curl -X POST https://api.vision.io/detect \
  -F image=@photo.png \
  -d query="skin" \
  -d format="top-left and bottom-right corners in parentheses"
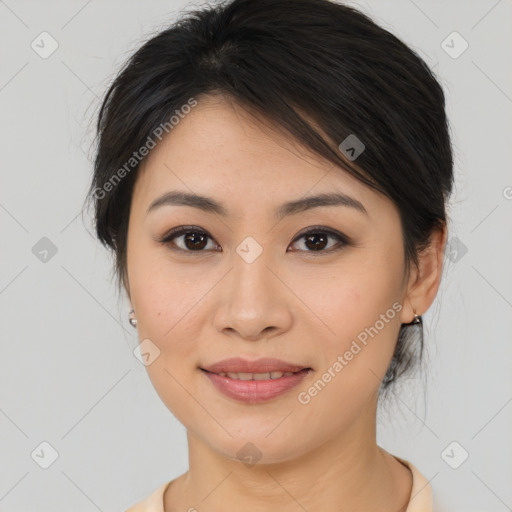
top-left (125, 93), bottom-right (447, 512)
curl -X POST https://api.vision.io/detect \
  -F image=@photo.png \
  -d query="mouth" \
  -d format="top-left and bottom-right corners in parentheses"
top-left (200, 356), bottom-right (312, 375)
top-left (200, 368), bottom-right (312, 380)
top-left (199, 360), bottom-right (313, 403)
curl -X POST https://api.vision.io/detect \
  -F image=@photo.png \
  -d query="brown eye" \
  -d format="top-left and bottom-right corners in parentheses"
top-left (180, 231), bottom-right (209, 251)
top-left (288, 227), bottom-right (348, 254)
top-left (159, 226), bottom-right (218, 253)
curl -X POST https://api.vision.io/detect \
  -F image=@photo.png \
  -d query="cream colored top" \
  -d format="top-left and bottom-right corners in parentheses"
top-left (125, 456), bottom-right (432, 512)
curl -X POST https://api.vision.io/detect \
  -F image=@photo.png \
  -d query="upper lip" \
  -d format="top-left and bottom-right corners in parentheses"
top-left (201, 357), bottom-right (311, 374)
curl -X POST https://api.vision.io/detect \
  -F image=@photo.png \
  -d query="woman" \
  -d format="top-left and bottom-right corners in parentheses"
top-left (88, 0), bottom-right (453, 510)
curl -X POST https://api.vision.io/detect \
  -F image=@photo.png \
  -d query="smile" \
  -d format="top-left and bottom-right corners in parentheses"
top-left (200, 368), bottom-right (312, 403)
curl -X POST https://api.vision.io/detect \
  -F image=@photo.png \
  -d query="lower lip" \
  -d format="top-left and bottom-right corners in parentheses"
top-left (201, 368), bottom-right (312, 403)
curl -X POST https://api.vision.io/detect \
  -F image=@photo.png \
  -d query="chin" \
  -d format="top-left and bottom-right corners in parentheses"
top-left (199, 425), bottom-right (315, 467)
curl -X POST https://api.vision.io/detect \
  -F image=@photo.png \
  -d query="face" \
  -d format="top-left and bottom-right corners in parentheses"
top-left (126, 94), bottom-right (413, 464)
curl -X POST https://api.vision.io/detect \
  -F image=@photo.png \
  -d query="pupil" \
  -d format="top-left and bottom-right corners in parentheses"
top-left (306, 233), bottom-right (327, 251)
top-left (185, 232), bottom-right (207, 250)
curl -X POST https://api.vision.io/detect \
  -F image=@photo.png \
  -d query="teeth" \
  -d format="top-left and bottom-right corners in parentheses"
top-left (218, 371), bottom-right (295, 380)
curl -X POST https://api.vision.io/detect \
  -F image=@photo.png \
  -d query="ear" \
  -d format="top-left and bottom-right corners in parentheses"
top-left (400, 223), bottom-right (448, 324)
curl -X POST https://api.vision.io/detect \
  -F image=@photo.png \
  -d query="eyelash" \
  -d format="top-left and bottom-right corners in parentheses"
top-left (158, 225), bottom-right (349, 256)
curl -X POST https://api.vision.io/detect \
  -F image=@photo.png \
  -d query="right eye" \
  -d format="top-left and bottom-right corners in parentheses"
top-left (158, 226), bottom-right (220, 253)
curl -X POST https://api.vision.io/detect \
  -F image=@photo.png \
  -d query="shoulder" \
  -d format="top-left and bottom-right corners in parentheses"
top-left (124, 480), bottom-right (170, 512)
top-left (393, 456), bottom-right (433, 512)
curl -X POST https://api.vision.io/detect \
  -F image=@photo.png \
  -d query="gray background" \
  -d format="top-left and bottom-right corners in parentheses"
top-left (1, 0), bottom-right (511, 510)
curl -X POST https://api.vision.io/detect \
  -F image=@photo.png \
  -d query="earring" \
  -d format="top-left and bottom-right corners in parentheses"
top-left (412, 312), bottom-right (422, 326)
top-left (128, 309), bottom-right (137, 328)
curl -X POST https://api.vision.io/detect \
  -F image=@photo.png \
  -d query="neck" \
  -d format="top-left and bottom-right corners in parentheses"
top-left (165, 400), bottom-right (412, 512)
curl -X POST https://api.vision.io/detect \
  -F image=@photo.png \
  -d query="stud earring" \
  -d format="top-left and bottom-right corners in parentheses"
top-left (412, 312), bottom-right (422, 326)
top-left (128, 309), bottom-right (137, 328)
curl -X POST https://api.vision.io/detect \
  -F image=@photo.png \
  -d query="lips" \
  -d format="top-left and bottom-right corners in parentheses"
top-left (201, 366), bottom-right (312, 403)
top-left (200, 357), bottom-right (311, 374)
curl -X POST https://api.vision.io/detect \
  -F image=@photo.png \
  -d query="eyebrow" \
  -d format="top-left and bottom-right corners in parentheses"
top-left (147, 190), bottom-right (368, 220)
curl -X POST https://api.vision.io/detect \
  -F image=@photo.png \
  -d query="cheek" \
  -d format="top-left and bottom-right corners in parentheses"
top-left (289, 278), bottom-right (402, 434)
top-left (127, 242), bottom-right (223, 396)
top-left (127, 248), bottom-right (208, 425)
top-left (130, 263), bottom-right (205, 351)
top-left (296, 254), bottom-right (403, 387)
top-left (295, 254), bottom-right (402, 337)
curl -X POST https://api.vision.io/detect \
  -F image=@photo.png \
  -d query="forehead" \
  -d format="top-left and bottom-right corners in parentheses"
top-left (132, 95), bottom-right (394, 221)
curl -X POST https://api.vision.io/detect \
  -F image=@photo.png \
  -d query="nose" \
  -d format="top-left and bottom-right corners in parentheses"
top-left (212, 250), bottom-right (293, 342)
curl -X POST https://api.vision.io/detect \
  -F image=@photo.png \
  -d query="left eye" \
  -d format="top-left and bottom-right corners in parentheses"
top-left (158, 226), bottom-right (348, 254)
top-left (289, 228), bottom-right (348, 254)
